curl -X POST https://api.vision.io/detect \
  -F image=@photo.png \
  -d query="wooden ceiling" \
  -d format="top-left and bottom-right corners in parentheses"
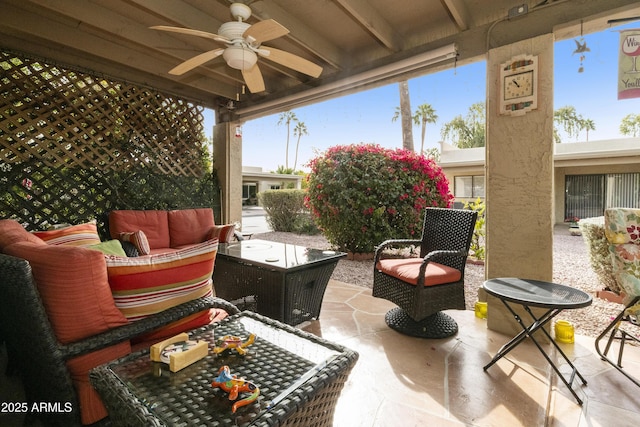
top-left (1, 0), bottom-right (639, 121)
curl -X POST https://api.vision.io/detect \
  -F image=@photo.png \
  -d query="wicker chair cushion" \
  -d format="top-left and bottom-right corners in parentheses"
top-left (66, 340), bottom-right (132, 425)
top-left (376, 258), bottom-right (461, 286)
top-left (118, 230), bottom-right (151, 255)
top-left (3, 241), bottom-right (130, 344)
top-left (208, 223), bottom-right (236, 243)
top-left (0, 219), bottom-right (45, 250)
top-left (168, 208), bottom-right (216, 247)
top-left (109, 210), bottom-right (171, 249)
top-left (106, 239), bottom-right (218, 326)
top-left (32, 220), bottom-right (101, 247)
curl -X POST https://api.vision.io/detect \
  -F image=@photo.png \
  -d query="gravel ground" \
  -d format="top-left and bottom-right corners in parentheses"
top-left (254, 225), bottom-right (635, 339)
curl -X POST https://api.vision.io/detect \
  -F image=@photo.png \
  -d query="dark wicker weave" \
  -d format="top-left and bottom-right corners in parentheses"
top-left (90, 311), bottom-right (359, 427)
top-left (372, 207), bottom-right (478, 338)
top-left (0, 253), bottom-right (239, 426)
top-left (214, 245), bottom-right (343, 326)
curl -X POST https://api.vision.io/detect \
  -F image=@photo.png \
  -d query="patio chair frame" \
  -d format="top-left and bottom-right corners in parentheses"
top-left (372, 207), bottom-right (477, 338)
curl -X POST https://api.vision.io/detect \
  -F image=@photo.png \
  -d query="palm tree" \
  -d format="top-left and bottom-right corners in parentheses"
top-left (391, 80), bottom-right (414, 151)
top-left (277, 111), bottom-right (298, 169)
top-left (292, 121), bottom-right (308, 171)
top-left (413, 103), bottom-right (438, 154)
top-left (620, 113), bottom-right (640, 137)
top-left (581, 118), bottom-right (595, 142)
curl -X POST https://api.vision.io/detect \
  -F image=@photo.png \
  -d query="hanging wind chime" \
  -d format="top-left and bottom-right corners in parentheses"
top-left (572, 20), bottom-right (590, 73)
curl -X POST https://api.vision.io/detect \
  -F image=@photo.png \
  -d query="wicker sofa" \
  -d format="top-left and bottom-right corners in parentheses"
top-left (0, 219), bottom-right (239, 426)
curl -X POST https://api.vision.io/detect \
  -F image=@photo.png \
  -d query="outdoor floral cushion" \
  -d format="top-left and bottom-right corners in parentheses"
top-left (376, 258), bottom-right (461, 286)
top-left (105, 239), bottom-right (218, 321)
top-left (604, 208), bottom-right (640, 299)
top-left (118, 230), bottom-right (151, 255)
top-left (32, 220), bottom-right (101, 247)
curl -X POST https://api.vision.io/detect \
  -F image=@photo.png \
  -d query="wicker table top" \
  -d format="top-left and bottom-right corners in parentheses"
top-left (90, 311), bottom-right (358, 426)
top-left (217, 240), bottom-right (345, 272)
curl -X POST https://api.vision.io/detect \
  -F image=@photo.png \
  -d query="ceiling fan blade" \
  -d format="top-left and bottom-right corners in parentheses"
top-left (260, 47), bottom-right (322, 78)
top-left (150, 25), bottom-right (229, 43)
top-left (169, 49), bottom-right (224, 75)
top-left (242, 65), bottom-right (266, 93)
top-left (243, 19), bottom-right (289, 44)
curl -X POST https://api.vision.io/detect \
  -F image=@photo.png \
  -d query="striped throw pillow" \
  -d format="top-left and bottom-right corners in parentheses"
top-left (208, 224), bottom-right (236, 243)
top-left (118, 230), bottom-right (151, 255)
top-left (33, 221), bottom-right (101, 247)
top-left (105, 239), bottom-right (218, 321)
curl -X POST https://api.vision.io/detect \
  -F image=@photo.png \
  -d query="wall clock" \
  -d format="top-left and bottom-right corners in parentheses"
top-left (499, 54), bottom-right (538, 116)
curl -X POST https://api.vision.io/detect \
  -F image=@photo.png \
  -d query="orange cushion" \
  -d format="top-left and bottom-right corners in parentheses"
top-left (376, 258), bottom-right (462, 286)
top-left (32, 221), bottom-right (101, 247)
top-left (0, 219), bottom-right (45, 251)
top-left (3, 242), bottom-right (129, 344)
top-left (109, 210), bottom-right (170, 250)
top-left (168, 208), bottom-right (215, 247)
top-left (66, 341), bottom-right (131, 425)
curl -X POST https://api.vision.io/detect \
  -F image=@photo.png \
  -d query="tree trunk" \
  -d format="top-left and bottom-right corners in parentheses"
top-left (398, 80), bottom-right (414, 151)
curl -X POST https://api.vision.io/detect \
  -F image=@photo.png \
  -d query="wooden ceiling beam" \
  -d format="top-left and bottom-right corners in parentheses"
top-left (125, 0), bottom-right (224, 34)
top-left (250, 0), bottom-right (345, 70)
top-left (333, 0), bottom-right (402, 51)
top-left (19, 0), bottom-right (245, 91)
top-left (441, 0), bottom-right (471, 31)
top-left (0, 3), bottom-right (238, 100)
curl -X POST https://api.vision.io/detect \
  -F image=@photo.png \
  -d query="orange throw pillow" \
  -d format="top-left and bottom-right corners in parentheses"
top-left (3, 242), bottom-right (129, 344)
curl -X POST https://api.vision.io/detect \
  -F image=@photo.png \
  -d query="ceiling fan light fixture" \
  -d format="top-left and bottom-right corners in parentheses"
top-left (223, 45), bottom-right (257, 70)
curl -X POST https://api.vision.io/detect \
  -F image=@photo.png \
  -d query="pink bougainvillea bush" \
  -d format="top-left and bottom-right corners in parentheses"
top-left (305, 143), bottom-right (453, 253)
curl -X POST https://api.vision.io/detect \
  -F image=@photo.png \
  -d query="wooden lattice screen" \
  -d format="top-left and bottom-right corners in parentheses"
top-left (0, 50), bottom-right (221, 237)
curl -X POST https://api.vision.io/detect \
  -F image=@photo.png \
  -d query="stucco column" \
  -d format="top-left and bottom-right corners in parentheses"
top-left (213, 122), bottom-right (243, 226)
top-left (484, 34), bottom-right (555, 334)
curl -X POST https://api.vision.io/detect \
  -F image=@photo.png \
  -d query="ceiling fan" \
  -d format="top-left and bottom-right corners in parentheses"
top-left (151, 2), bottom-right (323, 94)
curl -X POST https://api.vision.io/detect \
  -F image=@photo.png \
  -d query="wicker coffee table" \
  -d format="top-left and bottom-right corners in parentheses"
top-left (213, 240), bottom-right (346, 325)
top-left (90, 311), bottom-right (358, 426)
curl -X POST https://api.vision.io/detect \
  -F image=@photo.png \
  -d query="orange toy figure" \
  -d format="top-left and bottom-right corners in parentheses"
top-left (211, 365), bottom-right (260, 413)
top-left (213, 333), bottom-right (256, 355)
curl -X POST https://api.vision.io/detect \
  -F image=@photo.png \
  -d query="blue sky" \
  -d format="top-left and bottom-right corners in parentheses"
top-left (204, 22), bottom-right (640, 172)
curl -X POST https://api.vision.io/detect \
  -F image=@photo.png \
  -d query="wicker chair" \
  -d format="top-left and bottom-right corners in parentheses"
top-left (595, 208), bottom-right (640, 387)
top-left (0, 253), bottom-right (239, 426)
top-left (372, 207), bottom-right (477, 338)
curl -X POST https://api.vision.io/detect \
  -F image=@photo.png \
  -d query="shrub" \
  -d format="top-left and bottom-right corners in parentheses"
top-left (464, 197), bottom-right (485, 260)
top-left (259, 189), bottom-right (313, 233)
top-left (305, 143), bottom-right (453, 253)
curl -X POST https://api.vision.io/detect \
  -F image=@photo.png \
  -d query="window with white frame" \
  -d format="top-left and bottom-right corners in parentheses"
top-left (454, 175), bottom-right (485, 198)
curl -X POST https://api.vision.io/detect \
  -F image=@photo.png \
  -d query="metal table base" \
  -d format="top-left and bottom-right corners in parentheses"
top-left (482, 278), bottom-right (592, 405)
